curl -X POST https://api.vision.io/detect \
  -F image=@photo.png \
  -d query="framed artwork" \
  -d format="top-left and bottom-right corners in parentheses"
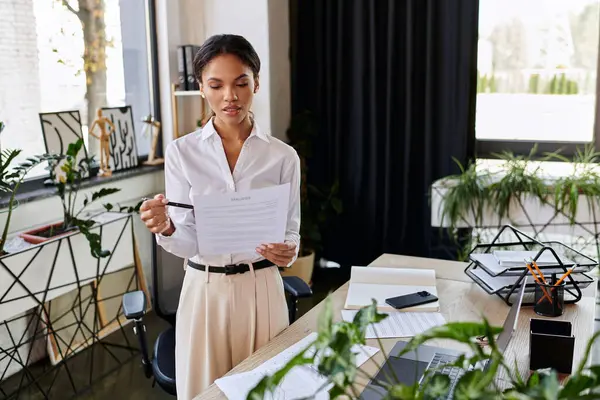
top-left (39, 110), bottom-right (89, 180)
top-left (100, 106), bottom-right (139, 172)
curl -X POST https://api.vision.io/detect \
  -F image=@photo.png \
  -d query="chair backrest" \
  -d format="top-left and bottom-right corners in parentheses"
top-left (151, 239), bottom-right (185, 326)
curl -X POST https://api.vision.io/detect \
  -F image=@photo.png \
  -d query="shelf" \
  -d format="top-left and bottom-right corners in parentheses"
top-left (174, 90), bottom-right (201, 97)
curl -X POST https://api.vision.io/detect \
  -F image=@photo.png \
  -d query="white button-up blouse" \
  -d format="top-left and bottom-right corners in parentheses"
top-left (156, 118), bottom-right (301, 267)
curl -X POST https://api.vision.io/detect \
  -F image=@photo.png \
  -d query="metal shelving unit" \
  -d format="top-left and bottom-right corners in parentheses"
top-left (464, 225), bottom-right (598, 307)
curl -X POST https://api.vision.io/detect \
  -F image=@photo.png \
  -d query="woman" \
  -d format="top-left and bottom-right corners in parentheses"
top-left (139, 34), bottom-right (301, 399)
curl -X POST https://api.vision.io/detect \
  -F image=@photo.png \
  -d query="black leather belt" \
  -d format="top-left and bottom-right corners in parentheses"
top-left (187, 259), bottom-right (275, 275)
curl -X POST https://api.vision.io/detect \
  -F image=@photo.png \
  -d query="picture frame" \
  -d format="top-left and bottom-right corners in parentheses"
top-left (100, 106), bottom-right (140, 172)
top-left (39, 110), bottom-right (89, 180)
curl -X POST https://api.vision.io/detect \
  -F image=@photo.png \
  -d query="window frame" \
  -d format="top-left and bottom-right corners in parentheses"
top-left (4, 0), bottom-right (162, 199)
top-left (475, 13), bottom-right (600, 160)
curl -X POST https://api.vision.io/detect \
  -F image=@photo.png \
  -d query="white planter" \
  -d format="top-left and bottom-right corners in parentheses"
top-left (430, 179), bottom-right (600, 238)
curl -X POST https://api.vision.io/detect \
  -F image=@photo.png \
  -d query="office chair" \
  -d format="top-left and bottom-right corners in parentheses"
top-left (122, 243), bottom-right (312, 396)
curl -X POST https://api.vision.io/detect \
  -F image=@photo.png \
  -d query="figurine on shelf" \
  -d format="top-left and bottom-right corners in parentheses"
top-left (141, 115), bottom-right (164, 165)
top-left (89, 108), bottom-right (116, 176)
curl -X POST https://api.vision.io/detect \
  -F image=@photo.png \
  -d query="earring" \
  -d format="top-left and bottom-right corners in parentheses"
top-left (200, 93), bottom-right (205, 98)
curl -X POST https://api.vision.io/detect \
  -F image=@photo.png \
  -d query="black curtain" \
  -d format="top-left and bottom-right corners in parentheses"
top-left (290, 0), bottom-right (479, 266)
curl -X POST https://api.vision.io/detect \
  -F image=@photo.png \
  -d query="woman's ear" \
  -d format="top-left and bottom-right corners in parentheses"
top-left (199, 82), bottom-right (205, 98)
top-left (253, 77), bottom-right (260, 94)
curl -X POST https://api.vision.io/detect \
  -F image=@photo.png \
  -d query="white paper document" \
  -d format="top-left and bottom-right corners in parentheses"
top-left (193, 184), bottom-right (290, 255)
top-left (344, 266), bottom-right (440, 312)
top-left (469, 266), bottom-right (520, 292)
top-left (215, 332), bottom-right (379, 400)
top-left (341, 309), bottom-right (446, 339)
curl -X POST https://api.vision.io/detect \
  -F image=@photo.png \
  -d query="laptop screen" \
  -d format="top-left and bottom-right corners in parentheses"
top-left (359, 356), bottom-right (429, 400)
top-left (495, 279), bottom-right (527, 353)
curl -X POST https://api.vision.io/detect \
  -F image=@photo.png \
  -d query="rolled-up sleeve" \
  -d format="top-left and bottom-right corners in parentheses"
top-left (282, 150), bottom-right (301, 266)
top-left (155, 142), bottom-right (199, 259)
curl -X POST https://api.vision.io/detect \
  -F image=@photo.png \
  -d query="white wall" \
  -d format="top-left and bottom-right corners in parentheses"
top-left (156, 0), bottom-right (291, 147)
top-left (267, 0), bottom-right (291, 141)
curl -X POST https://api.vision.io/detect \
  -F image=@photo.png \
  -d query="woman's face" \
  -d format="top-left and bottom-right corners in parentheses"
top-left (200, 53), bottom-right (258, 126)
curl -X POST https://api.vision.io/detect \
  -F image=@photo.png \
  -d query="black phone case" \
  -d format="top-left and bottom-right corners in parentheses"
top-left (385, 291), bottom-right (438, 310)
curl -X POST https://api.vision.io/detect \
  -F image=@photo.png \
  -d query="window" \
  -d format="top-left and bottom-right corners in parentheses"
top-left (476, 0), bottom-right (600, 157)
top-left (0, 0), bottom-right (159, 180)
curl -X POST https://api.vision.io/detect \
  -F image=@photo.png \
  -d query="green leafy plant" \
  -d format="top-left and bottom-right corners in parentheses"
top-left (436, 143), bottom-right (600, 259)
top-left (0, 150), bottom-right (60, 254)
top-left (287, 111), bottom-right (343, 256)
top-left (546, 143), bottom-right (600, 224)
top-left (47, 138), bottom-right (122, 258)
top-left (249, 297), bottom-right (600, 399)
top-left (488, 145), bottom-right (551, 224)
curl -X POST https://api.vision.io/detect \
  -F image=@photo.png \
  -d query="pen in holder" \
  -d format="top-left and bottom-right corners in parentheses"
top-left (534, 275), bottom-right (565, 317)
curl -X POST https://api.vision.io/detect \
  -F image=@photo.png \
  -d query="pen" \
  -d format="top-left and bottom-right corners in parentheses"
top-left (141, 197), bottom-right (194, 209)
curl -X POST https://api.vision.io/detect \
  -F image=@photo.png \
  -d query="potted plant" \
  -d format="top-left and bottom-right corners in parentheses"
top-left (0, 122), bottom-right (62, 255)
top-left (283, 111), bottom-right (343, 284)
top-left (249, 298), bottom-right (600, 399)
top-left (19, 138), bottom-right (121, 258)
top-left (434, 144), bottom-right (600, 260)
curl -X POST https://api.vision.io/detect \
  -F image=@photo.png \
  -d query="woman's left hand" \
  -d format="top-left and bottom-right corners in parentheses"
top-left (256, 241), bottom-right (297, 266)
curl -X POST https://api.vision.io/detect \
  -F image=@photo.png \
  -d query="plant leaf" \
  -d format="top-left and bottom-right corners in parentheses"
top-left (91, 187), bottom-right (121, 202)
top-left (400, 322), bottom-right (503, 356)
top-left (559, 374), bottom-right (595, 398)
top-left (453, 369), bottom-right (486, 399)
top-left (246, 353), bottom-right (316, 400)
top-left (422, 373), bottom-right (451, 399)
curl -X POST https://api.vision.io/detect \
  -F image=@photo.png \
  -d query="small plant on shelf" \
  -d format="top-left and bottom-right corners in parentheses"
top-left (21, 138), bottom-right (122, 258)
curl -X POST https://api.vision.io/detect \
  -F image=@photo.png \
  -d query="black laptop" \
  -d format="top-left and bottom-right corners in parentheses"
top-left (359, 281), bottom-right (527, 400)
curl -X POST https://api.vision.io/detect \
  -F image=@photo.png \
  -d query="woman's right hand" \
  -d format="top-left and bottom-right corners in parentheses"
top-left (140, 194), bottom-right (174, 235)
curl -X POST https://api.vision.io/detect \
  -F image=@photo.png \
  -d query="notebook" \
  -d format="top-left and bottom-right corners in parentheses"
top-left (344, 266), bottom-right (440, 312)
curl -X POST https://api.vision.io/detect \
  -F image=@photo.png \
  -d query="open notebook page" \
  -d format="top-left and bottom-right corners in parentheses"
top-left (344, 266), bottom-right (439, 312)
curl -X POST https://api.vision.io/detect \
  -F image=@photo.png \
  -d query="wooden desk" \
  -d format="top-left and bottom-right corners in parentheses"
top-left (197, 254), bottom-right (597, 399)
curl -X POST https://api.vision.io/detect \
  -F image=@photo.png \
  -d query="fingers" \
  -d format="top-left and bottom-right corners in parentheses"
top-left (139, 193), bottom-right (170, 233)
top-left (261, 252), bottom-right (292, 266)
top-left (256, 242), bottom-right (297, 266)
top-left (140, 194), bottom-right (168, 212)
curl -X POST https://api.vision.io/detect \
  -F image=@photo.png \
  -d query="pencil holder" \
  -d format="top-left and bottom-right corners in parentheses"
top-left (529, 318), bottom-right (574, 374)
top-left (534, 281), bottom-right (565, 317)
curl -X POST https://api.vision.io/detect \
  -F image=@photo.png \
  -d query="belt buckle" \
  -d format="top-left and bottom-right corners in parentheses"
top-left (224, 265), bottom-right (237, 275)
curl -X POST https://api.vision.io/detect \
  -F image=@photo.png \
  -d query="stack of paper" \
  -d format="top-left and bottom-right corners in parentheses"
top-left (215, 332), bottom-right (379, 400)
top-left (341, 310), bottom-right (446, 339)
top-left (492, 250), bottom-right (574, 267)
top-left (344, 266), bottom-right (439, 312)
top-left (470, 252), bottom-right (579, 278)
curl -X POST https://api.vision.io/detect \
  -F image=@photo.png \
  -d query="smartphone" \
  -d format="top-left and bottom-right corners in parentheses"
top-left (385, 291), bottom-right (438, 310)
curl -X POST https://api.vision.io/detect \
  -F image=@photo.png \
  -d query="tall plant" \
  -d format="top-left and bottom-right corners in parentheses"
top-left (0, 150), bottom-right (60, 254)
top-left (287, 111), bottom-right (343, 256)
top-left (49, 138), bottom-right (121, 258)
top-left (249, 298), bottom-right (600, 399)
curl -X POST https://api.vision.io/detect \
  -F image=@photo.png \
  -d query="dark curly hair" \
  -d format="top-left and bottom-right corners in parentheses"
top-left (192, 34), bottom-right (261, 83)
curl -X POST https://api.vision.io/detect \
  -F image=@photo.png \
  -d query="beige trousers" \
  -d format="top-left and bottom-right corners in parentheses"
top-left (175, 263), bottom-right (289, 400)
